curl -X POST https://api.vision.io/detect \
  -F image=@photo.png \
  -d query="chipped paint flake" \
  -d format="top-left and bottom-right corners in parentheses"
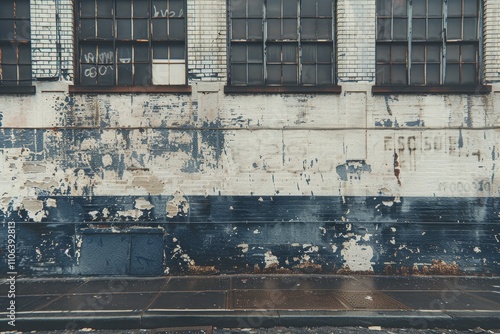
top-left (166, 191), bottom-right (190, 218)
top-left (341, 237), bottom-right (374, 272)
top-left (135, 198), bottom-right (154, 210)
top-left (264, 250), bottom-right (279, 268)
top-left (237, 243), bottom-right (249, 253)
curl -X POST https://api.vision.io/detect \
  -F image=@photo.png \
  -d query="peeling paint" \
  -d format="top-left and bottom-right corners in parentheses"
top-left (340, 237), bottom-right (374, 272)
top-left (264, 250), bottom-right (279, 268)
top-left (166, 191), bottom-right (190, 219)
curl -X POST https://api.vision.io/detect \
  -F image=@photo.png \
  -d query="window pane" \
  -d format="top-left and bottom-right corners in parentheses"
top-left (0, 2), bottom-right (14, 18)
top-left (376, 44), bottom-right (390, 62)
top-left (170, 0), bottom-right (184, 16)
top-left (317, 18), bottom-right (332, 39)
top-left (97, 19), bottom-right (114, 39)
top-left (448, 0), bottom-right (462, 16)
top-left (411, 45), bottom-right (425, 62)
top-left (232, 44), bottom-right (247, 62)
top-left (317, 0), bottom-right (332, 16)
top-left (376, 0), bottom-right (391, 16)
top-left (81, 64), bottom-right (97, 85)
top-left (118, 64), bottom-right (133, 85)
top-left (134, 0), bottom-right (150, 16)
top-left (428, 19), bottom-right (442, 40)
top-left (0, 20), bottom-right (15, 40)
top-left (16, 0), bottom-right (30, 19)
top-left (248, 19), bottom-right (262, 39)
top-left (412, 19), bottom-right (426, 40)
top-left (134, 64), bottom-right (151, 85)
top-left (411, 64), bottom-right (424, 85)
top-left (267, 44), bottom-right (281, 62)
top-left (267, 0), bottom-right (281, 17)
top-left (135, 44), bottom-right (150, 62)
top-left (317, 44), bottom-right (332, 62)
top-left (462, 44), bottom-right (476, 62)
top-left (413, 0), bottom-right (426, 17)
top-left (97, 0), bottom-right (113, 17)
top-left (19, 65), bottom-right (31, 84)
top-left (462, 64), bottom-right (476, 84)
top-left (301, 18), bottom-right (316, 39)
top-left (393, 0), bottom-right (407, 16)
top-left (428, 0), bottom-right (442, 17)
top-left (302, 44), bottom-right (316, 62)
top-left (283, 0), bottom-right (297, 17)
top-left (393, 18), bottom-right (407, 40)
top-left (317, 64), bottom-right (331, 84)
top-left (81, 45), bottom-right (96, 63)
top-left (169, 19), bottom-right (185, 40)
top-left (134, 19), bottom-right (149, 39)
top-left (464, 0), bottom-right (478, 16)
top-left (170, 44), bottom-right (185, 59)
top-left (232, 19), bottom-right (246, 39)
top-left (97, 45), bottom-right (114, 64)
top-left (117, 19), bottom-right (132, 39)
top-left (117, 45), bottom-right (132, 63)
top-left (427, 45), bottom-right (440, 62)
top-left (392, 64), bottom-right (407, 84)
top-left (17, 20), bottom-right (30, 40)
top-left (301, 0), bottom-right (316, 17)
top-left (376, 64), bottom-right (391, 84)
top-left (97, 65), bottom-right (115, 85)
top-left (231, 0), bottom-right (246, 18)
top-left (283, 19), bottom-right (297, 39)
top-left (446, 64), bottom-right (460, 84)
top-left (80, 19), bottom-right (96, 39)
top-left (232, 64), bottom-right (247, 84)
top-left (18, 44), bottom-right (31, 64)
top-left (248, 63), bottom-right (263, 84)
top-left (302, 64), bottom-right (316, 84)
top-left (267, 19), bottom-right (281, 39)
top-left (117, 0), bottom-right (132, 17)
top-left (2, 47), bottom-right (16, 64)
top-left (426, 64), bottom-right (440, 85)
top-left (153, 44), bottom-right (168, 59)
top-left (391, 45), bottom-right (406, 62)
top-left (463, 18), bottom-right (477, 40)
top-left (267, 64), bottom-right (281, 84)
top-left (152, 19), bottom-right (167, 38)
top-left (248, 44), bottom-right (262, 62)
top-left (446, 44), bottom-right (460, 62)
top-left (283, 64), bottom-right (298, 84)
top-left (282, 44), bottom-right (297, 62)
top-left (447, 18), bottom-right (462, 40)
top-left (377, 18), bottom-right (391, 40)
top-left (248, 0), bottom-right (263, 17)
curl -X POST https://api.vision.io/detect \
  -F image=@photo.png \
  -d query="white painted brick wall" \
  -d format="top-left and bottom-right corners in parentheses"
top-left (337, 0), bottom-right (376, 83)
top-left (31, 0), bottom-right (74, 80)
top-left (484, 0), bottom-right (500, 82)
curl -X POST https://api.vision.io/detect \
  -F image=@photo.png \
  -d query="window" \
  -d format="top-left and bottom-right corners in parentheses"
top-left (0, 0), bottom-right (31, 86)
top-left (376, 0), bottom-right (482, 86)
top-left (75, 0), bottom-right (186, 87)
top-left (228, 0), bottom-right (337, 88)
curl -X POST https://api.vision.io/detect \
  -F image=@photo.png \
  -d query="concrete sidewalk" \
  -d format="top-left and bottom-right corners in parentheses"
top-left (1, 275), bottom-right (499, 331)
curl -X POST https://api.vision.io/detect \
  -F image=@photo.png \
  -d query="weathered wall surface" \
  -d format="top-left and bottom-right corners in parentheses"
top-left (0, 0), bottom-right (499, 276)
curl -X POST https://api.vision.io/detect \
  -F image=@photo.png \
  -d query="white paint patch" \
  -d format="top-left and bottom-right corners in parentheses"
top-left (382, 201), bottom-right (394, 207)
top-left (116, 209), bottom-right (143, 221)
top-left (237, 243), bottom-right (249, 253)
top-left (45, 198), bottom-right (57, 208)
top-left (341, 237), bottom-right (374, 271)
top-left (390, 237), bottom-right (396, 245)
top-left (166, 191), bottom-right (190, 218)
top-left (362, 234), bottom-right (372, 242)
top-left (303, 245), bottom-right (319, 253)
top-left (135, 198), bottom-right (155, 210)
top-left (88, 211), bottom-right (99, 220)
top-left (473, 247), bottom-right (481, 253)
top-left (332, 245), bottom-right (338, 253)
top-left (102, 154), bottom-right (113, 167)
top-left (253, 229), bottom-right (260, 234)
top-left (22, 198), bottom-right (47, 222)
top-left (291, 243), bottom-right (300, 247)
top-left (264, 250), bottom-right (279, 268)
top-left (390, 227), bottom-right (397, 232)
top-left (319, 227), bottom-right (326, 235)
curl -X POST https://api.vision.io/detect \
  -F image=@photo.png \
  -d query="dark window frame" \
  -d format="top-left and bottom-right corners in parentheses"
top-left (73, 0), bottom-right (189, 91)
top-left (225, 0), bottom-right (340, 93)
top-left (374, 0), bottom-right (491, 94)
top-left (0, 0), bottom-right (34, 93)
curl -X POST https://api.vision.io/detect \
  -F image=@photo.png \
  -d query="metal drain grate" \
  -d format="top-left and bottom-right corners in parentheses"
top-left (336, 291), bottom-right (408, 310)
top-left (231, 290), bottom-right (347, 310)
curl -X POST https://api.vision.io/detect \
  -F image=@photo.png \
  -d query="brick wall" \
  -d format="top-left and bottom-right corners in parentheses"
top-left (484, 0), bottom-right (500, 83)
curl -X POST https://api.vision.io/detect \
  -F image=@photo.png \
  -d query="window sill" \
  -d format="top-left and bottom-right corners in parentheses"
top-left (0, 85), bottom-right (36, 95)
top-left (372, 85), bottom-right (492, 95)
top-left (68, 85), bottom-right (192, 94)
top-left (224, 85), bottom-right (342, 94)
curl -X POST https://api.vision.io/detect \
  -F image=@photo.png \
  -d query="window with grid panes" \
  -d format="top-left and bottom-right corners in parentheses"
top-left (376, 0), bottom-right (481, 86)
top-left (76, 0), bottom-right (186, 86)
top-left (228, 0), bottom-right (336, 86)
top-left (0, 0), bottom-right (31, 86)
